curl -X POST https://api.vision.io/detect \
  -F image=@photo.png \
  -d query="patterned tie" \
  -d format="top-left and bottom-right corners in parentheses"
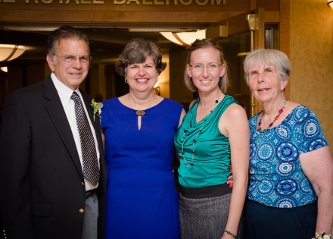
top-left (71, 91), bottom-right (99, 186)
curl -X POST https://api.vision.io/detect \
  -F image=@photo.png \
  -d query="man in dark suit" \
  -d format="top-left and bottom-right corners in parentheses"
top-left (0, 26), bottom-right (105, 239)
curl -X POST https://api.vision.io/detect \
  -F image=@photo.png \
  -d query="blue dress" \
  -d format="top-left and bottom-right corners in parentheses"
top-left (101, 97), bottom-right (182, 239)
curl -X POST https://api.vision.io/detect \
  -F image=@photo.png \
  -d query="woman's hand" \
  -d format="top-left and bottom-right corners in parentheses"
top-left (227, 174), bottom-right (233, 188)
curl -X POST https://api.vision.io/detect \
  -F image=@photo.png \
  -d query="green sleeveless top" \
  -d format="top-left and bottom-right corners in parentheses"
top-left (174, 95), bottom-right (237, 188)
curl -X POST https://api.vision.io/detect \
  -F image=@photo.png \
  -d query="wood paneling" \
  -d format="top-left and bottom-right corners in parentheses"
top-left (0, 1), bottom-right (251, 26)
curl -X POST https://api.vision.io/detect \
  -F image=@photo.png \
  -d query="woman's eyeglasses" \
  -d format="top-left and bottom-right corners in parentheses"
top-left (189, 63), bottom-right (221, 72)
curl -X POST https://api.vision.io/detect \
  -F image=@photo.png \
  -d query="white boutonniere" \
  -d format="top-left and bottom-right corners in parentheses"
top-left (313, 232), bottom-right (332, 239)
top-left (91, 99), bottom-right (103, 121)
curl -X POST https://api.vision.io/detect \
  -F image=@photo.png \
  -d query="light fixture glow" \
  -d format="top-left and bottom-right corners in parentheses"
top-left (0, 44), bottom-right (26, 62)
top-left (160, 29), bottom-right (206, 47)
top-left (1, 66), bottom-right (8, 73)
top-left (328, 0), bottom-right (333, 9)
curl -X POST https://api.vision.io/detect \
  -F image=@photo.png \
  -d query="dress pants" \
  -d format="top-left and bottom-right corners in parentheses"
top-left (82, 192), bottom-right (98, 239)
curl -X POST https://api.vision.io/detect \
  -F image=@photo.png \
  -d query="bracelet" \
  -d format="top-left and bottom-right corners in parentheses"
top-left (312, 232), bottom-right (332, 239)
top-left (224, 229), bottom-right (238, 239)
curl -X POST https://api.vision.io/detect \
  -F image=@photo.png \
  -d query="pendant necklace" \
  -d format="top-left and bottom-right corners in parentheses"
top-left (180, 95), bottom-right (221, 168)
top-left (127, 94), bottom-right (154, 117)
top-left (126, 94), bottom-right (154, 117)
top-left (127, 93), bottom-right (155, 130)
top-left (136, 110), bottom-right (145, 116)
top-left (258, 99), bottom-right (287, 133)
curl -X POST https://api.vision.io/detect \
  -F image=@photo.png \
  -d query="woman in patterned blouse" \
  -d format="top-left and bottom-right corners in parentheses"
top-left (242, 49), bottom-right (333, 239)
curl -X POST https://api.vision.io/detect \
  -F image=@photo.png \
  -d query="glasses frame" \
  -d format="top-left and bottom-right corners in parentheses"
top-left (188, 63), bottom-right (222, 73)
top-left (55, 55), bottom-right (91, 64)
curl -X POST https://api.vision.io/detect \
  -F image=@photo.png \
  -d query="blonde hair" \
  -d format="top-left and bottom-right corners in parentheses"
top-left (184, 39), bottom-right (229, 93)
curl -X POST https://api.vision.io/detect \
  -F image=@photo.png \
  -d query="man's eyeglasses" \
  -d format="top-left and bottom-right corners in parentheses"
top-left (189, 63), bottom-right (221, 72)
top-left (56, 55), bottom-right (91, 64)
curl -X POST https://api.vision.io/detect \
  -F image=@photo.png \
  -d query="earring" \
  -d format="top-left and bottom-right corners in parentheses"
top-left (125, 78), bottom-right (128, 83)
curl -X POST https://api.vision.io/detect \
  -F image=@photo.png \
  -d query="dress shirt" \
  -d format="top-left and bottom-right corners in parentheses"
top-left (51, 73), bottom-right (100, 191)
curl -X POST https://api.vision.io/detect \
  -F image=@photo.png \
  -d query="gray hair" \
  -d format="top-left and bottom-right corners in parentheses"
top-left (47, 25), bottom-right (90, 56)
top-left (243, 48), bottom-right (291, 84)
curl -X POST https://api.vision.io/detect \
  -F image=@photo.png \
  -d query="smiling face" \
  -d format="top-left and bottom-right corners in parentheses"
top-left (247, 63), bottom-right (288, 105)
top-left (125, 55), bottom-right (158, 94)
top-left (187, 47), bottom-right (225, 94)
top-left (46, 37), bottom-right (90, 90)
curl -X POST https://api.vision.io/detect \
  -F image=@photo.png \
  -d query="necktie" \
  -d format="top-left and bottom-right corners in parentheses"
top-left (71, 91), bottom-right (99, 186)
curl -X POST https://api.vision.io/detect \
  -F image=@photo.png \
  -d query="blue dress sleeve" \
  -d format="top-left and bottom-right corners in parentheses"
top-left (293, 106), bottom-right (328, 154)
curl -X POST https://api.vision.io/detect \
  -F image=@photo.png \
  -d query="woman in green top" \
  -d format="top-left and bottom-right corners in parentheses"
top-left (174, 39), bottom-right (249, 239)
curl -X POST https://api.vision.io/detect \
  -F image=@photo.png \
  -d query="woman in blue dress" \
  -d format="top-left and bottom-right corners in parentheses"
top-left (101, 38), bottom-right (185, 239)
top-left (242, 49), bottom-right (333, 239)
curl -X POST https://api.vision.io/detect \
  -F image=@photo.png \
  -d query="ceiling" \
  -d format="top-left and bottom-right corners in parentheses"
top-left (0, 1), bottom-right (282, 64)
top-left (0, 0), bottom-right (266, 63)
top-left (0, 26), bottom-right (183, 63)
top-left (0, 25), bottom-right (249, 67)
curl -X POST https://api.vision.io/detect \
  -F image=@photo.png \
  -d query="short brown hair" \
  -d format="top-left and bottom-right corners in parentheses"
top-left (115, 38), bottom-right (166, 77)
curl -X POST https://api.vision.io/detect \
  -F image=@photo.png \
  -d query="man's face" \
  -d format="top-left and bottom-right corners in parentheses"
top-left (47, 37), bottom-right (90, 90)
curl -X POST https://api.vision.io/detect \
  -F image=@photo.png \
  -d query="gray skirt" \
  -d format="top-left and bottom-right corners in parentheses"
top-left (179, 192), bottom-right (231, 239)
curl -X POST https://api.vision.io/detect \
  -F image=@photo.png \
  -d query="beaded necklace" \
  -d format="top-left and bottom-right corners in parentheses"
top-left (180, 96), bottom-right (221, 168)
top-left (258, 99), bottom-right (287, 133)
top-left (180, 125), bottom-right (205, 168)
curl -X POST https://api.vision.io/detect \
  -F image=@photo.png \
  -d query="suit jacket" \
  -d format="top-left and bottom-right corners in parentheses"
top-left (0, 77), bottom-right (106, 239)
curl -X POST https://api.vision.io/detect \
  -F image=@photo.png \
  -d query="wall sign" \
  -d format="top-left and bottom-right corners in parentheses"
top-left (0, 0), bottom-right (225, 6)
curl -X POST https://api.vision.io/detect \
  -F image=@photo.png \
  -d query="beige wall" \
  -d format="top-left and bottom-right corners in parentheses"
top-left (289, 0), bottom-right (333, 148)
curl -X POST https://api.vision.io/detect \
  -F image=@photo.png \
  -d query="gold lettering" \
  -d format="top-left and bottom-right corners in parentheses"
top-left (114, 0), bottom-right (125, 4)
top-left (142, 0), bottom-right (152, 4)
top-left (179, 0), bottom-right (191, 5)
top-left (195, 0), bottom-right (207, 5)
top-left (153, 0), bottom-right (164, 5)
top-left (0, 0), bottom-right (223, 6)
top-left (65, 0), bottom-right (80, 3)
top-left (126, 0), bottom-right (140, 4)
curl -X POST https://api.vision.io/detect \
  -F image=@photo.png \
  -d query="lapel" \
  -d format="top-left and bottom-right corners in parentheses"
top-left (42, 77), bottom-right (84, 179)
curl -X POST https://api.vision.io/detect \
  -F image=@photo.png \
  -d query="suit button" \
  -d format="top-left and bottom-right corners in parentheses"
top-left (79, 208), bottom-right (85, 213)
